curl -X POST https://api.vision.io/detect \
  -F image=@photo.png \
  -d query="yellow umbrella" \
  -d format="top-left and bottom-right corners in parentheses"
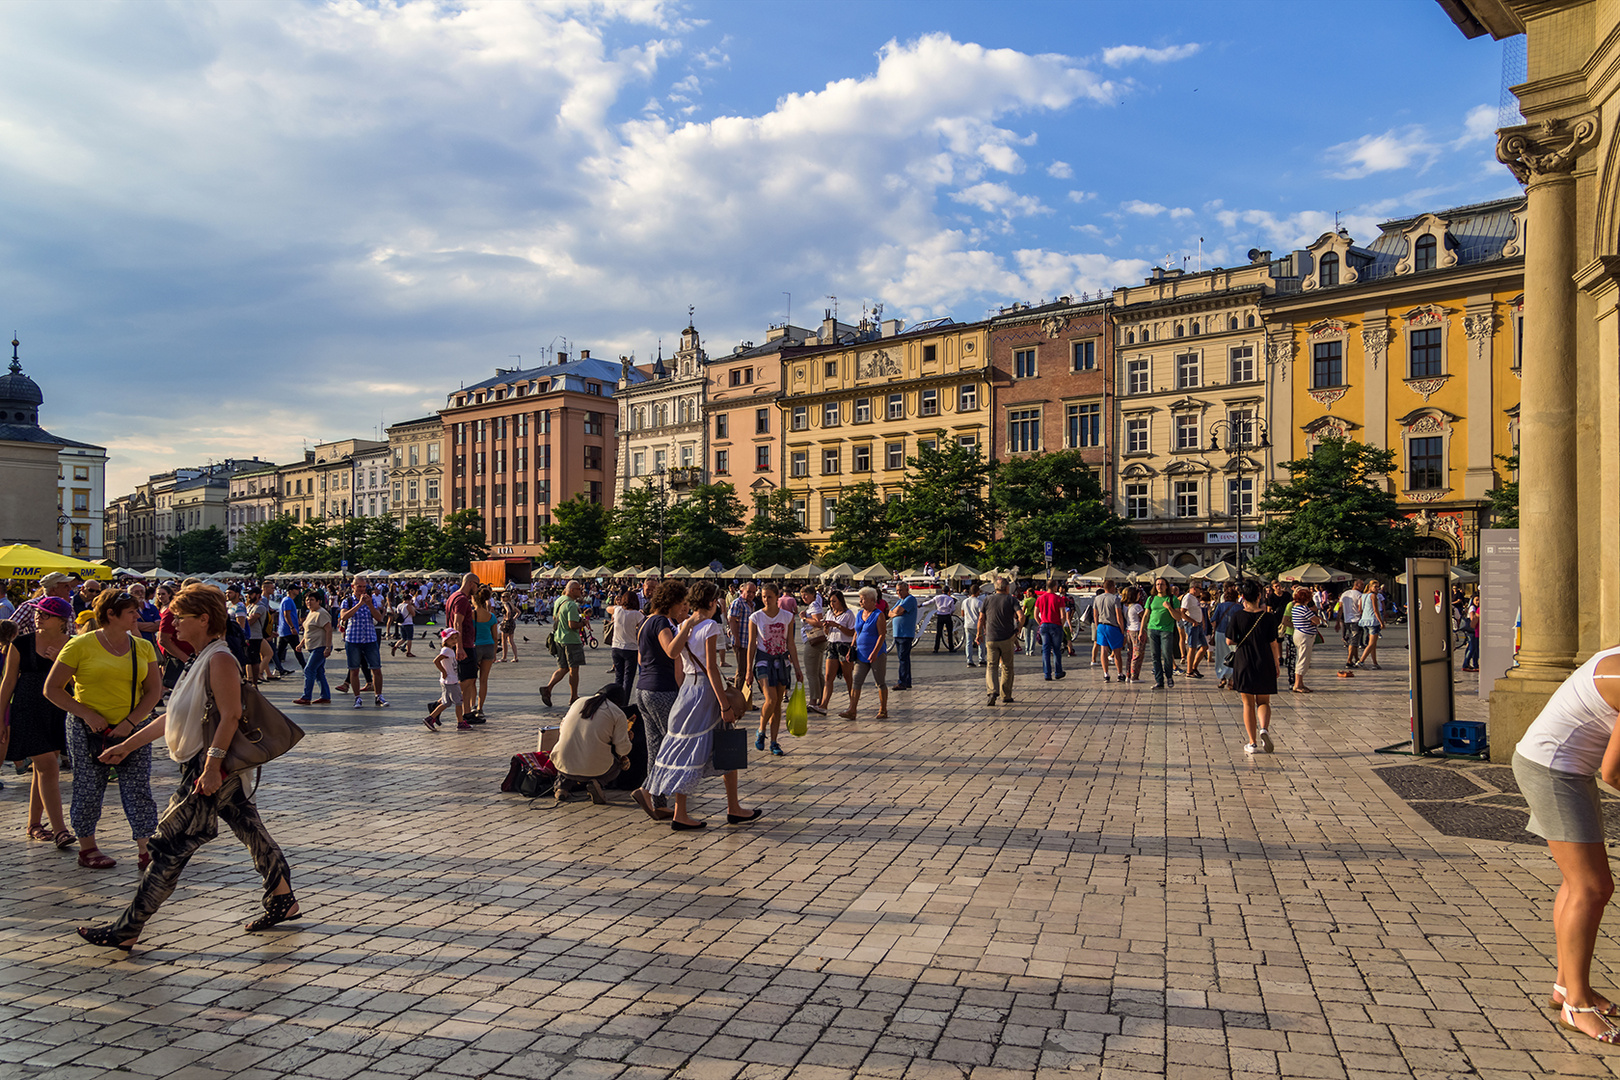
top-left (0, 544), bottom-right (114, 581)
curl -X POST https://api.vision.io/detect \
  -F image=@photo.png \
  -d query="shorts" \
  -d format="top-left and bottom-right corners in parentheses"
top-left (456, 655), bottom-right (478, 682)
top-left (1361, 622), bottom-right (1380, 637)
top-left (826, 642), bottom-right (850, 662)
top-left (1186, 625), bottom-right (1207, 649)
top-left (1096, 624), bottom-right (1124, 650)
top-left (1345, 624), bottom-right (1368, 650)
top-left (344, 640), bottom-right (381, 671)
top-left (474, 642), bottom-right (497, 663)
top-left (1514, 750), bottom-right (1604, 843)
top-left (754, 654), bottom-right (792, 688)
top-left (440, 682), bottom-right (463, 706)
top-left (401, 624), bottom-right (415, 640)
top-left (556, 642), bottom-right (586, 671)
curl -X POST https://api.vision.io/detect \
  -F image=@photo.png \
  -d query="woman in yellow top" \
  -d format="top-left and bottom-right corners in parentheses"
top-left (44, 590), bottom-right (164, 870)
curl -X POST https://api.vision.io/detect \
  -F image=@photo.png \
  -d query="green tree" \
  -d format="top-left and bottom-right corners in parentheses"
top-left (158, 526), bottom-right (231, 574)
top-left (987, 451), bottom-right (1144, 571)
top-left (282, 519), bottom-right (337, 573)
top-left (1486, 452), bottom-right (1519, 528)
top-left (665, 483), bottom-right (745, 569)
top-left (434, 509), bottom-right (490, 571)
top-left (600, 482), bottom-right (667, 568)
top-left (1251, 435), bottom-right (1416, 577)
top-left (819, 481), bottom-right (890, 568)
top-left (741, 488), bottom-right (814, 568)
top-left (540, 497), bottom-right (608, 568)
top-left (882, 440), bottom-right (994, 569)
top-left (332, 516), bottom-right (369, 571)
top-left (396, 516), bottom-right (441, 571)
top-left (361, 516), bottom-right (403, 571)
top-left (231, 516), bottom-right (297, 578)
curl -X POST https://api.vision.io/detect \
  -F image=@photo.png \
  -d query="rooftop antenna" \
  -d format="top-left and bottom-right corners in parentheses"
top-left (783, 292), bottom-right (791, 326)
top-left (511, 355), bottom-right (521, 366)
top-left (1198, 237), bottom-right (1204, 272)
top-left (826, 295), bottom-right (837, 321)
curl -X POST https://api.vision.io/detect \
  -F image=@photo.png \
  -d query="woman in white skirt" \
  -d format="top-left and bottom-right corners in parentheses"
top-left (633, 581), bottom-right (760, 831)
top-left (1513, 646), bottom-right (1620, 1043)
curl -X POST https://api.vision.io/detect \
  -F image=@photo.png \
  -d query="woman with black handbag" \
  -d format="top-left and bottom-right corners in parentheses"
top-left (75, 583), bottom-right (300, 951)
top-left (633, 580), bottom-right (760, 831)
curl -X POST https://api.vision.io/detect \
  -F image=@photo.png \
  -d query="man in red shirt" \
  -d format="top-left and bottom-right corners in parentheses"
top-left (1036, 581), bottom-right (1068, 681)
top-left (446, 571), bottom-right (480, 720)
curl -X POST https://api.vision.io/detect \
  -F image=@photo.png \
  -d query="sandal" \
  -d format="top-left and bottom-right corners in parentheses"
top-left (246, 892), bottom-right (302, 932)
top-left (874, 711), bottom-right (890, 719)
top-left (1552, 984), bottom-right (1620, 1015)
top-left (76, 925), bottom-right (138, 951)
top-left (1559, 1001), bottom-right (1620, 1043)
top-left (27, 824), bottom-right (52, 842)
top-left (53, 829), bottom-right (77, 850)
top-left (78, 849), bottom-right (115, 870)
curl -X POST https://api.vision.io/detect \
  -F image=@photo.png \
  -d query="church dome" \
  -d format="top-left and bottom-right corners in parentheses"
top-left (0, 339), bottom-right (44, 425)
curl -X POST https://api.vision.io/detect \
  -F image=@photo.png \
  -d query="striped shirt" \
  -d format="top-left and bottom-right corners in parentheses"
top-left (1291, 604), bottom-right (1320, 634)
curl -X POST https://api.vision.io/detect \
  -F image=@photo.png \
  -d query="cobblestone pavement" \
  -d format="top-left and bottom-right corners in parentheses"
top-left (3, 634), bottom-right (1618, 1080)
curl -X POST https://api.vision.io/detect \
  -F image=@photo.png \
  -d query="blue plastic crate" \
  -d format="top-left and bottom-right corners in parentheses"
top-left (1443, 720), bottom-right (1487, 755)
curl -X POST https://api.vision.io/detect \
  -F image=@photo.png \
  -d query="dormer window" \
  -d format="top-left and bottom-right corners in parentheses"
top-left (1415, 235), bottom-right (1438, 272)
top-left (1319, 253), bottom-right (1339, 287)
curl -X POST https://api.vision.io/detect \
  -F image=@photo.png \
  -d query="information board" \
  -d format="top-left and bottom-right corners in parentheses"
top-left (1407, 557), bottom-right (1455, 753)
top-left (1478, 529), bottom-right (1519, 701)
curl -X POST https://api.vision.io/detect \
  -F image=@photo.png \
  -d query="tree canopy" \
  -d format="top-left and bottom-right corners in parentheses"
top-left (1251, 436), bottom-right (1416, 577)
top-left (541, 496), bottom-right (608, 568)
top-left (882, 440), bottom-right (993, 568)
top-left (741, 488), bottom-right (814, 569)
top-left (158, 526), bottom-right (230, 574)
top-left (820, 480), bottom-right (890, 568)
top-left (600, 482), bottom-right (666, 569)
top-left (666, 483), bottom-right (745, 569)
top-left (987, 451), bottom-right (1144, 570)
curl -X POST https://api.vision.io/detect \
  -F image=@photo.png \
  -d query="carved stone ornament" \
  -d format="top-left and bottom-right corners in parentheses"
top-left (1463, 313), bottom-right (1495, 360)
top-left (1362, 328), bottom-right (1392, 370)
top-left (1404, 376), bottom-right (1450, 402)
top-left (1307, 386), bottom-right (1349, 409)
top-left (1304, 417), bottom-right (1350, 439)
top-left (1503, 202), bottom-right (1528, 258)
top-left (1498, 115), bottom-right (1600, 184)
top-left (1309, 319), bottom-right (1349, 339)
top-left (793, 366), bottom-right (806, 384)
top-left (1405, 305), bottom-right (1446, 327)
top-left (963, 340), bottom-right (975, 354)
top-left (1265, 339), bottom-right (1294, 381)
top-left (1406, 490), bottom-right (1450, 504)
top-left (1040, 314), bottom-right (1070, 339)
top-left (1405, 413), bottom-right (1445, 434)
top-left (857, 350), bottom-right (901, 378)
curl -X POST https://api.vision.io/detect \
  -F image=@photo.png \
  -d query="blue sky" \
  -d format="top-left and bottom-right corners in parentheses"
top-left (0, 0), bottom-right (1516, 493)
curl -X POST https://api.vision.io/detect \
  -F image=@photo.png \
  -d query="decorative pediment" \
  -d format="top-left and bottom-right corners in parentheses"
top-left (1167, 396), bottom-right (1206, 413)
top-left (1302, 231), bottom-right (1370, 291)
top-left (1221, 455), bottom-right (1261, 474)
top-left (1301, 415), bottom-right (1361, 436)
top-left (1163, 458), bottom-right (1212, 476)
top-left (1121, 462), bottom-right (1157, 479)
top-left (1402, 304), bottom-right (1449, 327)
top-left (1308, 319), bottom-right (1351, 339)
top-left (857, 349), bottom-right (901, 378)
top-left (1394, 213), bottom-right (1460, 276)
top-left (1395, 407), bottom-right (1460, 434)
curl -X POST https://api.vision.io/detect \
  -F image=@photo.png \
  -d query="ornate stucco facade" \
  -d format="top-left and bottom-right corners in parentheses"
top-left (616, 323), bottom-right (709, 502)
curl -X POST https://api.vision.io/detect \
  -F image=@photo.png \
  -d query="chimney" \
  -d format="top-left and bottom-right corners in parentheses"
top-left (881, 318), bottom-right (904, 338)
top-left (822, 310), bottom-right (837, 342)
top-left (556, 351), bottom-right (568, 365)
top-left (580, 349), bottom-right (590, 360)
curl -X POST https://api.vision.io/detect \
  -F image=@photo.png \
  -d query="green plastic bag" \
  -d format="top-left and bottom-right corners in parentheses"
top-left (786, 685), bottom-right (808, 737)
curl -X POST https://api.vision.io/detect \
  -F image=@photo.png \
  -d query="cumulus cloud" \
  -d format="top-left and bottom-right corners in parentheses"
top-left (950, 182), bottom-right (1049, 220)
top-left (1121, 199), bottom-right (1191, 218)
top-left (1213, 207), bottom-right (1382, 250)
top-left (1454, 103), bottom-right (1498, 147)
top-left (1046, 160), bottom-right (1073, 178)
top-left (1101, 43), bottom-right (1201, 66)
top-left (1329, 126), bottom-right (1440, 179)
top-left (1067, 190), bottom-right (1097, 203)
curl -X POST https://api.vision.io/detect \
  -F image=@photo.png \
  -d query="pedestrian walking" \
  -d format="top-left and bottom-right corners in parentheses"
top-left (1337, 579), bottom-right (1367, 667)
top-left (498, 591), bottom-right (518, 662)
top-left (1290, 587), bottom-right (1321, 694)
top-left (1, 597), bottom-right (74, 848)
top-left (1226, 580), bottom-right (1281, 754)
top-left (746, 583), bottom-right (802, 753)
top-left (391, 593), bottom-right (418, 659)
top-left (75, 583), bottom-right (300, 950)
top-left (842, 587), bottom-right (889, 721)
top-left (291, 590), bottom-right (333, 705)
top-left (542, 580), bottom-right (587, 709)
top-left (338, 579), bottom-right (388, 709)
top-left (1211, 585), bottom-right (1241, 689)
top-left (1036, 579), bottom-right (1068, 681)
top-left (446, 572), bottom-right (479, 716)
top-left (472, 585), bottom-right (498, 717)
top-left (1359, 581), bottom-right (1388, 670)
top-left (1183, 584), bottom-right (1210, 679)
top-left (633, 581), bottom-right (760, 831)
top-left (1123, 586), bottom-right (1146, 682)
top-left (1145, 578), bottom-right (1187, 690)
top-left (274, 584), bottom-right (306, 674)
top-left (889, 582), bottom-right (916, 691)
top-left (1091, 579), bottom-right (1126, 683)
top-left (931, 585), bottom-right (957, 652)
top-left (978, 576), bottom-right (1023, 705)
top-left (815, 590), bottom-right (856, 714)
top-left (799, 586), bottom-right (829, 709)
top-left (609, 590), bottom-right (644, 696)
top-left (961, 583), bottom-right (986, 667)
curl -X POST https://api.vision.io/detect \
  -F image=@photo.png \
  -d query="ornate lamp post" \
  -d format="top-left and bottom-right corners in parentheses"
top-left (1207, 418), bottom-right (1270, 578)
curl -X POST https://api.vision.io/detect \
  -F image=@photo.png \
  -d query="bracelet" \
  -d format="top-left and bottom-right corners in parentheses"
top-left (206, 747), bottom-right (227, 760)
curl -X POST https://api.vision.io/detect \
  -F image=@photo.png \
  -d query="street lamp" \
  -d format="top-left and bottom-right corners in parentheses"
top-left (1207, 417), bottom-right (1270, 578)
top-left (651, 466), bottom-right (668, 573)
top-left (57, 513), bottom-right (71, 558)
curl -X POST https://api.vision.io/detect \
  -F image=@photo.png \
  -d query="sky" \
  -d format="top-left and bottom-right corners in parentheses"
top-left (0, 0), bottom-right (1520, 495)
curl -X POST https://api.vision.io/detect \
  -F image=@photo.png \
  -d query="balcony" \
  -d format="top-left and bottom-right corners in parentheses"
top-left (667, 466), bottom-right (706, 489)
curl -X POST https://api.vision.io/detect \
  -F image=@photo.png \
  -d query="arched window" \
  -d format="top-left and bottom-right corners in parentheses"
top-left (1190, 322), bottom-right (1200, 336)
top-left (1127, 331), bottom-right (1135, 344)
top-left (1247, 314), bottom-right (1256, 328)
top-left (1415, 235), bottom-right (1438, 272)
top-left (1175, 324), bottom-right (1185, 338)
top-left (1318, 253), bottom-right (1339, 287)
top-left (1229, 316), bottom-right (1239, 331)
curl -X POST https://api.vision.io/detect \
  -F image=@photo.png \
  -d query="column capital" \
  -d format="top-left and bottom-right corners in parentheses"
top-left (1497, 114), bottom-right (1600, 184)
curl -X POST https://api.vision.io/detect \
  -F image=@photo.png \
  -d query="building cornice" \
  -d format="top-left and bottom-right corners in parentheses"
top-left (1262, 258), bottom-right (1524, 316)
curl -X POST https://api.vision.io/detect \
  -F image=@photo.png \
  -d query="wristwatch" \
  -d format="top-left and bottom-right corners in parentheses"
top-left (206, 747), bottom-right (227, 760)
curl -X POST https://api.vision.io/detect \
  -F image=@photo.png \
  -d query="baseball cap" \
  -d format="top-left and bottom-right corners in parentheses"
top-left (75, 610), bottom-right (96, 627)
top-left (34, 596), bottom-right (74, 622)
top-left (440, 628), bottom-right (460, 640)
top-left (39, 572), bottom-right (72, 587)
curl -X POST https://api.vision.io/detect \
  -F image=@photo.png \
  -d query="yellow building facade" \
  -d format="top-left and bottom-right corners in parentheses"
top-left (1264, 198), bottom-right (1524, 561)
top-left (777, 318), bottom-right (991, 546)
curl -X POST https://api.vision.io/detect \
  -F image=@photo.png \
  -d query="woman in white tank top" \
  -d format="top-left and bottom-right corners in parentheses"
top-left (1513, 646), bottom-right (1620, 1042)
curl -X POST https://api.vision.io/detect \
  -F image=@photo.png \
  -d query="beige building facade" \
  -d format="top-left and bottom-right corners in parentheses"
top-left (615, 325), bottom-right (708, 500)
top-left (386, 415), bottom-right (446, 528)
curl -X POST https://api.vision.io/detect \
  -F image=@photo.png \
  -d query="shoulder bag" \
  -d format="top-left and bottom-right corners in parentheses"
top-left (687, 635), bottom-right (749, 771)
top-left (204, 649), bottom-right (306, 774)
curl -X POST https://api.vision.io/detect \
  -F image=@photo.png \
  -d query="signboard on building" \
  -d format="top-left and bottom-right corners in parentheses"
top-left (1204, 531), bottom-right (1260, 544)
top-left (1479, 528), bottom-right (1519, 701)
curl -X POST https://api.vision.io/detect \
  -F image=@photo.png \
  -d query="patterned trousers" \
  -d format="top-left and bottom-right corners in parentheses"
top-left (69, 718), bottom-right (158, 841)
top-left (110, 754), bottom-right (291, 938)
top-left (635, 689), bottom-right (677, 807)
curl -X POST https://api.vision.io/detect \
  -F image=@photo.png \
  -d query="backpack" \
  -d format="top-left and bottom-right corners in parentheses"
top-left (501, 751), bottom-right (557, 798)
top-left (224, 619), bottom-right (250, 667)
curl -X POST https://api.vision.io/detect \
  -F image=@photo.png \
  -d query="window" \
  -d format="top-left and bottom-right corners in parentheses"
top-left (854, 398), bottom-right (871, 423)
top-left (729, 367), bottom-right (753, 387)
top-left (1176, 352), bottom-right (1200, 389)
top-left (72, 491), bottom-right (88, 512)
top-left (923, 345), bottom-right (937, 363)
top-left (824, 360), bottom-right (837, 378)
top-left (1313, 341), bottom-right (1344, 388)
top-left (536, 479), bottom-right (549, 504)
top-left (756, 446), bottom-right (770, 471)
top-left (408, 445), bottom-right (420, 467)
top-left (1175, 415), bottom-right (1200, 450)
top-left (1008, 408), bottom-right (1041, 453)
top-left (1318, 252), bottom-right (1339, 287)
top-left (585, 411), bottom-right (603, 436)
top-left (514, 516), bottom-right (527, 544)
top-left (822, 448), bottom-right (840, 474)
top-left (791, 451), bottom-right (809, 477)
top-left (427, 442), bottom-right (440, 464)
top-left (493, 484), bottom-right (505, 508)
top-left (920, 389), bottom-right (938, 416)
top-left (1190, 322), bottom-right (1201, 336)
top-left (680, 445), bottom-right (693, 468)
top-left (823, 402), bottom-right (840, 427)
top-left (715, 449), bottom-right (729, 475)
top-left (1127, 358), bottom-right (1149, 394)
top-left (958, 384), bottom-right (977, 411)
top-left (1126, 418), bottom-right (1149, 453)
top-left (653, 449), bottom-right (666, 472)
top-left (408, 479), bottom-right (419, 503)
top-left (586, 383), bottom-right (602, 397)
top-left (1175, 480), bottom-right (1200, 518)
top-left (822, 497), bottom-right (838, 529)
top-left (632, 451), bottom-right (645, 476)
top-left (1415, 234), bottom-right (1438, 272)
top-left (1176, 324), bottom-right (1185, 338)
top-left (1410, 327), bottom-right (1443, 378)
top-left (1229, 346), bottom-right (1255, 384)
top-left (918, 437), bottom-right (936, 453)
top-left (427, 479), bottom-right (439, 502)
top-left (752, 408), bottom-right (768, 435)
top-left (494, 450), bottom-right (505, 475)
top-left (715, 414), bottom-right (728, 439)
top-left (957, 435), bottom-right (977, 450)
top-left (887, 393), bottom-right (904, 420)
top-left (793, 498), bottom-right (807, 528)
top-left (1227, 409), bottom-right (1256, 446)
top-left (886, 442), bottom-right (904, 470)
top-left (73, 465), bottom-right (89, 481)
top-left (475, 452), bottom-right (486, 475)
top-left (1014, 348), bottom-right (1037, 378)
top-left (537, 411), bottom-right (550, 434)
top-left (475, 419), bottom-right (485, 442)
top-left (1229, 316), bottom-right (1239, 332)
top-left (1067, 403), bottom-right (1101, 448)
top-left (792, 406), bottom-right (808, 431)
top-left (516, 413), bottom-right (527, 438)
top-left (1072, 340), bottom-right (1096, 371)
top-left (516, 446), bottom-right (527, 472)
top-left (584, 446), bottom-right (602, 471)
top-left (1410, 436), bottom-right (1444, 489)
top-left (1127, 331), bottom-right (1135, 344)
top-left (538, 445), bottom-right (550, 470)
top-left (1227, 476), bottom-right (1254, 516)
top-left (1125, 483), bottom-right (1149, 520)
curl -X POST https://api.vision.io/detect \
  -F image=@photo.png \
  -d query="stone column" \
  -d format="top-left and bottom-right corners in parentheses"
top-left (1488, 116), bottom-right (1599, 760)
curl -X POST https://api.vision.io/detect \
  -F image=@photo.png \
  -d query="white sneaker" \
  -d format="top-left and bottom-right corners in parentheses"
top-left (1243, 743), bottom-right (1258, 754)
top-left (1258, 729), bottom-right (1274, 753)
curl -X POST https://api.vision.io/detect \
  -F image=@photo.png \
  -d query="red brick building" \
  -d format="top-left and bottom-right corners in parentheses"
top-left (986, 297), bottom-right (1113, 488)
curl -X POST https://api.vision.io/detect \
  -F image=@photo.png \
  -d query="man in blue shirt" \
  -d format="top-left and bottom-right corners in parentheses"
top-left (890, 581), bottom-right (918, 690)
top-left (274, 584), bottom-right (306, 675)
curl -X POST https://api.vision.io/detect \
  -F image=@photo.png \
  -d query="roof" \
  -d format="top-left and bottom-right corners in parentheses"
top-left (0, 423), bottom-right (105, 451)
top-left (388, 415), bottom-right (442, 431)
top-left (1351, 196), bottom-right (1522, 283)
top-left (455, 354), bottom-right (641, 401)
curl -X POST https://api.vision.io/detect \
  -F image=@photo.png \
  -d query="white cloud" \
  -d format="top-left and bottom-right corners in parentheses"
top-left (1213, 207), bottom-right (1382, 250)
top-left (1123, 199), bottom-right (1168, 216)
top-left (1067, 190), bottom-right (1096, 203)
top-left (1046, 160), bottom-right (1073, 178)
top-left (1101, 43), bottom-right (1201, 67)
top-left (1169, 207), bottom-right (1194, 219)
top-left (1329, 126), bottom-right (1440, 179)
top-left (1454, 103), bottom-right (1497, 148)
top-left (950, 182), bottom-right (1049, 220)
